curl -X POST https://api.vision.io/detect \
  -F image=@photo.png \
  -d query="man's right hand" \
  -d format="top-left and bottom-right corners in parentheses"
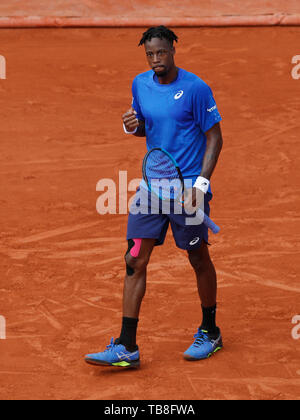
top-left (122, 107), bottom-right (139, 133)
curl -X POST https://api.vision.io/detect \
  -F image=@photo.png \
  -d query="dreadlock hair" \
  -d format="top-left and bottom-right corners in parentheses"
top-left (138, 26), bottom-right (178, 47)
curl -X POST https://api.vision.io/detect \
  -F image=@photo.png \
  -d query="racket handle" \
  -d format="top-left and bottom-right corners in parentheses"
top-left (196, 208), bottom-right (220, 234)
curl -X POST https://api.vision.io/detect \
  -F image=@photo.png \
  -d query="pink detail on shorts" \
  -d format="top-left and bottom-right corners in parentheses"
top-left (130, 239), bottom-right (142, 258)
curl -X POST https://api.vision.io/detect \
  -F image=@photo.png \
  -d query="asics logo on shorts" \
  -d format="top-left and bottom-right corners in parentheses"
top-left (174, 90), bottom-right (184, 100)
top-left (189, 237), bottom-right (200, 246)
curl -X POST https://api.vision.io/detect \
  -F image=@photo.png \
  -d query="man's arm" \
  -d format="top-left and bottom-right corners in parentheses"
top-left (200, 122), bottom-right (223, 180)
top-left (184, 123), bottom-right (223, 212)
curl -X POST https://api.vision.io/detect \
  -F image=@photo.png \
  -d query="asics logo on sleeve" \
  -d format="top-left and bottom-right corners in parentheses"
top-left (207, 105), bottom-right (217, 112)
top-left (174, 90), bottom-right (184, 100)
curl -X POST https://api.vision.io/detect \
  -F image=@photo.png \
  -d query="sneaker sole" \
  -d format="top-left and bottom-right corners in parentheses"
top-left (85, 358), bottom-right (140, 368)
top-left (183, 345), bottom-right (223, 361)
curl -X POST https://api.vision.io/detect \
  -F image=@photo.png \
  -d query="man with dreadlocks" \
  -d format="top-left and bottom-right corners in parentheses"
top-left (85, 26), bottom-right (224, 368)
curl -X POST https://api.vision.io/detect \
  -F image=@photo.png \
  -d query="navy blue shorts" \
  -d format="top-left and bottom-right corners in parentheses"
top-left (127, 187), bottom-right (212, 251)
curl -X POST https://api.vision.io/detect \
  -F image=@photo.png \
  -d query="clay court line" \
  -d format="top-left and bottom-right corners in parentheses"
top-left (55, 237), bottom-right (121, 247)
top-left (0, 247), bottom-right (50, 259)
top-left (86, 324), bottom-right (121, 338)
top-left (8, 299), bottom-right (119, 329)
top-left (184, 374), bottom-right (200, 399)
top-left (217, 269), bottom-right (300, 293)
top-left (85, 256), bottom-right (122, 266)
top-left (15, 221), bottom-right (101, 244)
top-left (218, 283), bottom-right (235, 288)
top-left (75, 296), bottom-right (119, 312)
top-left (215, 216), bottom-right (299, 222)
top-left (246, 384), bottom-right (259, 399)
top-left (41, 164), bottom-right (114, 173)
top-left (217, 269), bottom-right (240, 281)
top-left (0, 370), bottom-right (61, 377)
top-left (44, 248), bottom-right (107, 259)
top-left (82, 386), bottom-right (137, 400)
top-left (46, 299), bottom-right (69, 309)
top-left (0, 157), bottom-right (116, 167)
top-left (38, 306), bottom-right (64, 331)
top-left (0, 162), bottom-right (115, 176)
top-left (249, 278), bottom-right (300, 293)
top-left (151, 336), bottom-right (184, 343)
top-left (218, 250), bottom-right (300, 260)
top-left (257, 382), bottom-right (285, 396)
top-left (240, 270), bottom-right (300, 293)
top-left (216, 58), bottom-right (248, 67)
top-left (228, 217), bottom-right (300, 223)
top-left (7, 334), bottom-right (49, 339)
top-left (223, 124), bottom-right (300, 153)
top-left (188, 377), bottom-right (300, 387)
top-left (148, 279), bottom-right (182, 284)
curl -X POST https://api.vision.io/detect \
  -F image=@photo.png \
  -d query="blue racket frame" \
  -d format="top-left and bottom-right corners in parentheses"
top-left (142, 148), bottom-right (220, 234)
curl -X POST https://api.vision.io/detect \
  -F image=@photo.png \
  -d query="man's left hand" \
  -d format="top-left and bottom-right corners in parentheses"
top-left (183, 187), bottom-right (205, 215)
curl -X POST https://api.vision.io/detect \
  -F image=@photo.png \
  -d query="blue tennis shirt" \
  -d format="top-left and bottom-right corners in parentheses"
top-left (132, 68), bottom-right (222, 188)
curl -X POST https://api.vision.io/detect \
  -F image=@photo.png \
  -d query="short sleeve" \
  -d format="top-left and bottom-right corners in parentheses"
top-left (192, 81), bottom-right (222, 133)
top-left (132, 78), bottom-right (145, 121)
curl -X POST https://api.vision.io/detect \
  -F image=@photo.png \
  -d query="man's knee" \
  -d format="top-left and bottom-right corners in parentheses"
top-left (125, 239), bottom-right (150, 276)
top-left (188, 242), bottom-right (210, 272)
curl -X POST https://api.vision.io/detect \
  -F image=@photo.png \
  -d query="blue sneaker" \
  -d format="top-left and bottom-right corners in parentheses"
top-left (85, 338), bottom-right (140, 368)
top-left (183, 328), bottom-right (223, 360)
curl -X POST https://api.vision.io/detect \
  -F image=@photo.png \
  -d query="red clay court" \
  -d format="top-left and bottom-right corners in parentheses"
top-left (0, 1), bottom-right (299, 401)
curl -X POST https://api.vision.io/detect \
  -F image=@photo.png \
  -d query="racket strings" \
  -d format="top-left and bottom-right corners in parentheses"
top-left (143, 149), bottom-right (183, 200)
top-left (146, 152), bottom-right (178, 179)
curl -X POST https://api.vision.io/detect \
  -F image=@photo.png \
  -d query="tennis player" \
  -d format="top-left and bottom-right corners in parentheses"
top-left (85, 26), bottom-right (223, 368)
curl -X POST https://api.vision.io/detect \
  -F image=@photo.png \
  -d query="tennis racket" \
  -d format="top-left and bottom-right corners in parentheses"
top-left (142, 147), bottom-right (220, 234)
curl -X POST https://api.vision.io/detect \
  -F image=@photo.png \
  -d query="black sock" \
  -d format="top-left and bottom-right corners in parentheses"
top-left (118, 317), bottom-right (139, 352)
top-left (200, 304), bottom-right (217, 333)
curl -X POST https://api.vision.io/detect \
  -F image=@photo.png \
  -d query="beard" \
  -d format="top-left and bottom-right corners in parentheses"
top-left (154, 67), bottom-right (168, 78)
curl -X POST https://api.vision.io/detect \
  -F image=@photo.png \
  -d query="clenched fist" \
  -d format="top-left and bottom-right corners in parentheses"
top-left (122, 107), bottom-right (139, 133)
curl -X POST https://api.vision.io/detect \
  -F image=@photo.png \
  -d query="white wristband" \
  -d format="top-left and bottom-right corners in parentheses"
top-left (193, 176), bottom-right (210, 194)
top-left (123, 122), bottom-right (138, 134)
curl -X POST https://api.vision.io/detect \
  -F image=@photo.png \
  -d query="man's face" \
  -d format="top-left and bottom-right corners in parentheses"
top-left (144, 37), bottom-right (175, 77)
